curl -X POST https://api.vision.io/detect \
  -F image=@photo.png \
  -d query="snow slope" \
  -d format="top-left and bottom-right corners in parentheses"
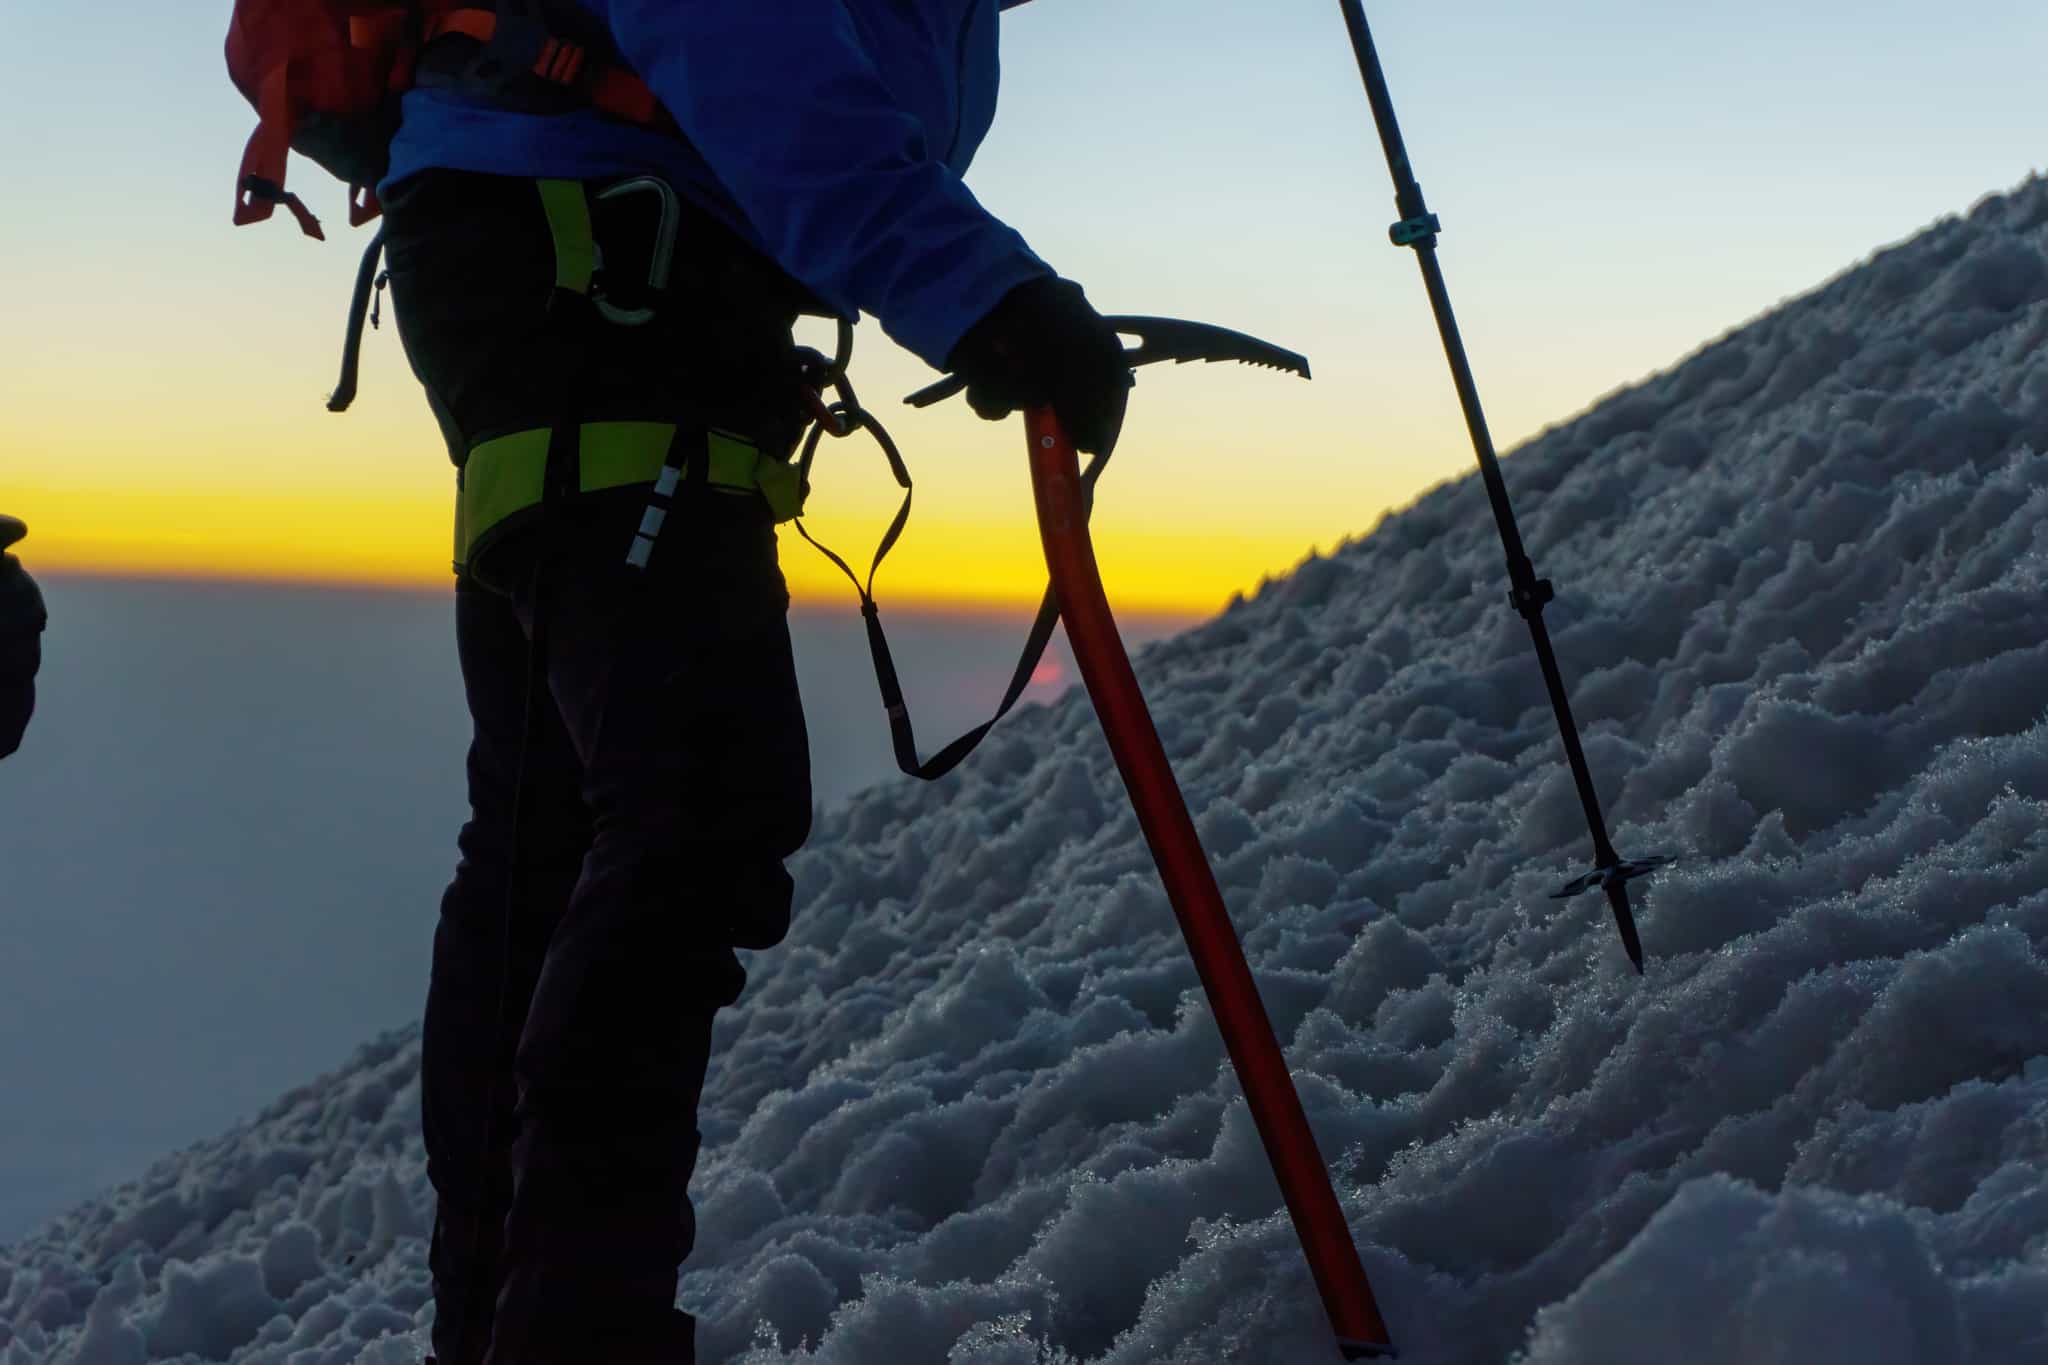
top-left (7, 172), bottom-right (2048, 1365)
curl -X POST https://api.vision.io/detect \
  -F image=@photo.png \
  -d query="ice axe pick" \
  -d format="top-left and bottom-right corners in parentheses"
top-left (904, 315), bottom-right (1313, 410)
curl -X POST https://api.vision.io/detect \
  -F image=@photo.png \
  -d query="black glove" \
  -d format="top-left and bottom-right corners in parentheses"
top-left (945, 275), bottom-right (1132, 456)
top-left (0, 516), bottom-right (46, 760)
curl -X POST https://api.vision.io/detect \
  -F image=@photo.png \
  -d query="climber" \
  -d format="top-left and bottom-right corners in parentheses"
top-left (369, 4), bottom-right (1128, 1363)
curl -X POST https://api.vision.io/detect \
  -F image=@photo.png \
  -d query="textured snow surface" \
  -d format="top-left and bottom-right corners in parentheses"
top-left (8, 174), bottom-right (2048, 1364)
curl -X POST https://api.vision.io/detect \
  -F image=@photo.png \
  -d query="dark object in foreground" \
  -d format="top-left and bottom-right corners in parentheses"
top-left (0, 515), bottom-right (46, 760)
top-left (1338, 0), bottom-right (1670, 973)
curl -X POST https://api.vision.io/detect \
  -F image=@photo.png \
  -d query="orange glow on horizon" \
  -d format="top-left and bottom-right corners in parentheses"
top-left (5, 332), bottom-right (1455, 619)
top-left (13, 482), bottom-right (1366, 618)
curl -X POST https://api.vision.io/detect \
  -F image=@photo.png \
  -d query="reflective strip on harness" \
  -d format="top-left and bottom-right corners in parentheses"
top-left (455, 421), bottom-right (806, 569)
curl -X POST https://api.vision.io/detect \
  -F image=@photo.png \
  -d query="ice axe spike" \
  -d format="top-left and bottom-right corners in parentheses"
top-left (904, 314), bottom-right (1310, 409)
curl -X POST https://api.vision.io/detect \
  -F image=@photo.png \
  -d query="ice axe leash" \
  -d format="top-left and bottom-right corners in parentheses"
top-left (799, 318), bottom-right (1317, 787)
top-left (912, 318), bottom-right (1398, 1361)
top-left (1337, 1), bottom-right (1671, 970)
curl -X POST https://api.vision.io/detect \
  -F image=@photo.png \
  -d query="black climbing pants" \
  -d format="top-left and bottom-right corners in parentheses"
top-left (382, 170), bottom-right (814, 1365)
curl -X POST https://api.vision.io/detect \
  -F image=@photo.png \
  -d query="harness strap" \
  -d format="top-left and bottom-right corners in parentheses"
top-left (233, 67), bottom-right (322, 235)
top-left (457, 422), bottom-right (800, 574)
top-left (534, 178), bottom-right (599, 520)
top-left (536, 178), bottom-right (597, 295)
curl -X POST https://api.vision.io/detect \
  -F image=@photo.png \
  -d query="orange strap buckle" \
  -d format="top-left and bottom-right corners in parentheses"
top-left (535, 37), bottom-right (589, 87)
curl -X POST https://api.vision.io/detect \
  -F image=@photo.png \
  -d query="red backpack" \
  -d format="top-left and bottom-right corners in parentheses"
top-left (226, 0), bottom-right (664, 239)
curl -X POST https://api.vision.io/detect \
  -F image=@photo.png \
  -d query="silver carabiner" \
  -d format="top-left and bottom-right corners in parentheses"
top-left (592, 176), bottom-right (681, 326)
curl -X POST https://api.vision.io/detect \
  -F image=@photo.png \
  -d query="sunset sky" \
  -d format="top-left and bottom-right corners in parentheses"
top-left (4, 1), bottom-right (2043, 614)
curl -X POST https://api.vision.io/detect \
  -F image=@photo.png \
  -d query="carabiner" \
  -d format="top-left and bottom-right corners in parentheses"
top-left (592, 176), bottom-right (681, 326)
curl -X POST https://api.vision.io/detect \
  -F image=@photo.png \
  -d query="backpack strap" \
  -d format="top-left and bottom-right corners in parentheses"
top-left (233, 67), bottom-right (326, 238)
top-left (229, 1), bottom-right (672, 240)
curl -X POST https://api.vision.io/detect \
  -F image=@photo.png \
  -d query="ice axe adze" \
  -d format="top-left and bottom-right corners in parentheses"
top-left (911, 317), bottom-right (1399, 1361)
top-left (1337, 0), bottom-right (1671, 970)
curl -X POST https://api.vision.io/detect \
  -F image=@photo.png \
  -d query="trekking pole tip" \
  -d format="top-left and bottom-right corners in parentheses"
top-left (1607, 880), bottom-right (1646, 973)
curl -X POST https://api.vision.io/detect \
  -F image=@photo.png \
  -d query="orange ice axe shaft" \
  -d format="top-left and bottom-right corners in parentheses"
top-left (1023, 391), bottom-right (1396, 1360)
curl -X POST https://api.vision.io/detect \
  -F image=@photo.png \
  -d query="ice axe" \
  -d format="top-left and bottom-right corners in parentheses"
top-left (910, 316), bottom-right (1399, 1361)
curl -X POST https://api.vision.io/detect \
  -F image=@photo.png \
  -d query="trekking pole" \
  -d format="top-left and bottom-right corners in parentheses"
top-left (1336, 1), bottom-right (1670, 969)
top-left (1024, 400), bottom-right (1397, 1361)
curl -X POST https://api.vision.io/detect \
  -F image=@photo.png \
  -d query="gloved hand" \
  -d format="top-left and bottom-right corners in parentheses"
top-left (944, 275), bottom-right (1132, 456)
top-left (0, 516), bottom-right (46, 760)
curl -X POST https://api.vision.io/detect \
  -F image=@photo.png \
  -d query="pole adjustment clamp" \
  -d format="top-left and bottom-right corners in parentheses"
top-left (1389, 213), bottom-right (1441, 248)
top-left (1509, 576), bottom-right (1555, 617)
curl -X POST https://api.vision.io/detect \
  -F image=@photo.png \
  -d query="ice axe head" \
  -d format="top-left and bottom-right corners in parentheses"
top-left (904, 315), bottom-right (1311, 409)
top-left (1103, 315), bottom-right (1312, 381)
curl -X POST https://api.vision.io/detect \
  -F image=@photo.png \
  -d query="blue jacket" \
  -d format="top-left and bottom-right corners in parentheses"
top-left (384, 0), bottom-right (1048, 370)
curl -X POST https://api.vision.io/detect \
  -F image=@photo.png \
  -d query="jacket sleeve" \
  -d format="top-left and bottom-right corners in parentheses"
top-left (602, 1), bottom-right (1052, 370)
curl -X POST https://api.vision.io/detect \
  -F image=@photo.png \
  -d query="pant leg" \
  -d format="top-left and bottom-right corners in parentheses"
top-left (382, 169), bottom-right (815, 1365)
top-left (485, 495), bottom-right (812, 1363)
top-left (424, 577), bottom-right (593, 1365)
